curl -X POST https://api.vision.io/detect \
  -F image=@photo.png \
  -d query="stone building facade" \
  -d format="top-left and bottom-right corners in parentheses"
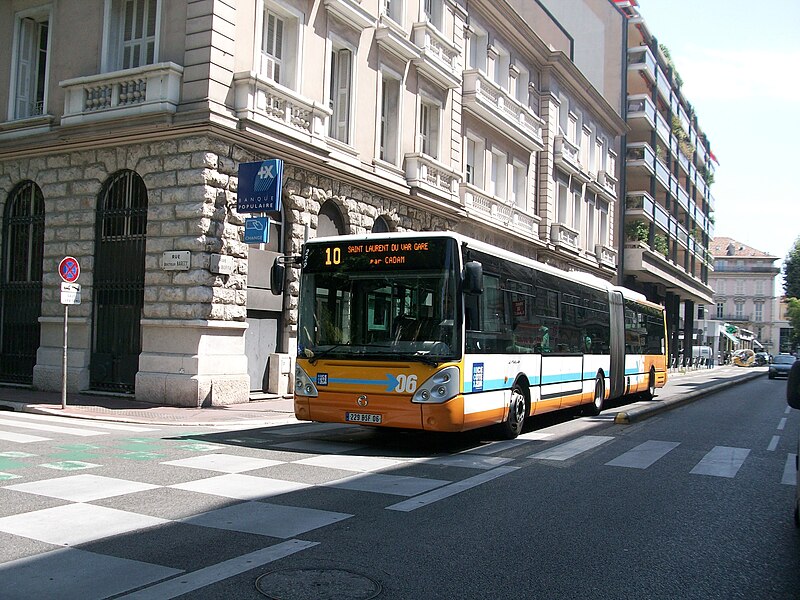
top-left (0, 0), bottom-right (625, 406)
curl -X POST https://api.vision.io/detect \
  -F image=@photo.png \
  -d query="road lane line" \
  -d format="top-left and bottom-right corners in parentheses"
top-left (787, 407), bottom-right (792, 415)
top-left (0, 418), bottom-right (108, 437)
top-left (690, 446), bottom-right (750, 478)
top-left (778, 418), bottom-right (787, 431)
top-left (768, 436), bottom-right (780, 452)
top-left (528, 435), bottom-right (614, 461)
top-left (782, 454), bottom-right (797, 486)
top-left (605, 440), bottom-right (680, 469)
top-left (0, 430), bottom-right (50, 443)
top-left (386, 466), bottom-right (519, 512)
top-left (118, 540), bottom-right (318, 599)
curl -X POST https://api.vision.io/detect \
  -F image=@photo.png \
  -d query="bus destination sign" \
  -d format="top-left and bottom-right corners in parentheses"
top-left (305, 238), bottom-right (450, 272)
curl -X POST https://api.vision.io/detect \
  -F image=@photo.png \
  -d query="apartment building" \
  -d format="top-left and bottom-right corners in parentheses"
top-left (0, 0), bottom-right (625, 406)
top-left (620, 4), bottom-right (716, 361)
top-left (705, 237), bottom-right (781, 354)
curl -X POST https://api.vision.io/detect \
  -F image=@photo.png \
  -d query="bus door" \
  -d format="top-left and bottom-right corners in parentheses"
top-left (608, 290), bottom-right (625, 399)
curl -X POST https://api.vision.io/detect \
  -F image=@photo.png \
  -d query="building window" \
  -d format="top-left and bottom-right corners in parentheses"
top-left (572, 189), bottom-right (582, 232)
top-left (379, 75), bottom-right (401, 165)
top-left (318, 201), bottom-right (346, 236)
top-left (697, 305), bottom-right (705, 320)
top-left (598, 200), bottom-right (609, 247)
top-left (382, 0), bottom-right (404, 25)
top-left (717, 279), bottom-right (726, 294)
top-left (373, 215), bottom-right (391, 233)
top-left (734, 301), bottom-right (744, 320)
top-left (490, 151), bottom-right (507, 199)
top-left (735, 279), bottom-right (744, 294)
top-left (258, 2), bottom-right (302, 89)
top-left (492, 44), bottom-right (510, 91)
top-left (419, 100), bottom-right (440, 159)
top-left (586, 193), bottom-right (596, 250)
top-left (511, 161), bottom-right (526, 210)
top-left (467, 26), bottom-right (488, 72)
top-left (556, 180), bottom-right (568, 225)
top-left (513, 63), bottom-right (529, 105)
top-left (329, 46), bottom-right (353, 143)
top-left (754, 302), bottom-right (763, 322)
top-left (464, 137), bottom-right (486, 188)
top-left (755, 279), bottom-right (764, 295)
top-left (11, 10), bottom-right (50, 120)
top-left (104, 0), bottom-right (161, 72)
top-left (423, 0), bottom-right (443, 31)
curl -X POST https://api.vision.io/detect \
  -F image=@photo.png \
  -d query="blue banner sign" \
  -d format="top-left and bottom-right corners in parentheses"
top-left (243, 217), bottom-right (270, 244)
top-left (237, 159), bottom-right (283, 213)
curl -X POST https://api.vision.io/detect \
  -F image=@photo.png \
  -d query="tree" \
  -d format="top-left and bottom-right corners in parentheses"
top-left (784, 236), bottom-right (800, 298)
top-left (786, 298), bottom-right (800, 348)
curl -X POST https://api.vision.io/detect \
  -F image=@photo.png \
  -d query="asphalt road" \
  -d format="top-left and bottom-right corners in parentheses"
top-left (0, 375), bottom-right (798, 599)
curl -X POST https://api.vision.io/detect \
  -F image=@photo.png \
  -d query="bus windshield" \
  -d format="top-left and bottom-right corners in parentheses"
top-left (298, 237), bottom-right (460, 363)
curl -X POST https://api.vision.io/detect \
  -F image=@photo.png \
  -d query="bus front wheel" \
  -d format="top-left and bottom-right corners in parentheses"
top-left (498, 385), bottom-right (527, 439)
top-left (643, 369), bottom-right (656, 400)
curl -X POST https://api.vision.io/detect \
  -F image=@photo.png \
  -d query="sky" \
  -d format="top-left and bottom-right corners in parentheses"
top-left (634, 0), bottom-right (800, 291)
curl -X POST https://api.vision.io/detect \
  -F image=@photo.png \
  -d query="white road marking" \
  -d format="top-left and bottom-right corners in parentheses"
top-left (0, 430), bottom-right (50, 443)
top-left (690, 446), bottom-right (750, 478)
top-left (528, 435), bottom-right (614, 461)
top-left (605, 440), bottom-right (680, 469)
top-left (0, 417), bottom-right (108, 437)
top-left (6, 474), bottom-right (160, 502)
top-left (782, 454), bottom-right (797, 486)
top-left (386, 466), bottom-right (519, 512)
top-left (778, 418), bottom-right (787, 431)
top-left (118, 540), bottom-right (318, 600)
top-left (768, 436), bottom-right (780, 452)
top-left (6, 412), bottom-right (156, 432)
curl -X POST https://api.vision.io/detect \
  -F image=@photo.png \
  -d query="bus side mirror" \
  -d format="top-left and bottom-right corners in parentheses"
top-left (464, 261), bottom-right (483, 295)
top-left (270, 258), bottom-right (285, 295)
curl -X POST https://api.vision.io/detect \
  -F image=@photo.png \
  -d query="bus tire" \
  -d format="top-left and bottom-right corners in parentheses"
top-left (585, 374), bottom-right (605, 416)
top-left (497, 383), bottom-right (527, 439)
top-left (643, 368), bottom-right (656, 400)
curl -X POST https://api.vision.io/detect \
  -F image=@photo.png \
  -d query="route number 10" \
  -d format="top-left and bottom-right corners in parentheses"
top-left (325, 247), bottom-right (341, 266)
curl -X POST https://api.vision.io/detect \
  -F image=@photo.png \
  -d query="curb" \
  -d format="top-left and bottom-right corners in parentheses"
top-left (614, 370), bottom-right (765, 424)
top-left (0, 400), bottom-right (301, 428)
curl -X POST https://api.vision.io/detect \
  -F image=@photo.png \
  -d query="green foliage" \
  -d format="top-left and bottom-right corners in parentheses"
top-left (787, 298), bottom-right (800, 346)
top-left (625, 220), bottom-right (649, 242)
top-left (784, 236), bottom-right (800, 298)
top-left (654, 234), bottom-right (669, 257)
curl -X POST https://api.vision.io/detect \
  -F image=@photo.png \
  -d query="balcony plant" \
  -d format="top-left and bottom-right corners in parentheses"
top-left (625, 220), bottom-right (649, 243)
top-left (654, 234), bottom-right (669, 257)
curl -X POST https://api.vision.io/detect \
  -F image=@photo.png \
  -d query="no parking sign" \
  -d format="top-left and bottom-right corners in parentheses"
top-left (59, 256), bottom-right (80, 283)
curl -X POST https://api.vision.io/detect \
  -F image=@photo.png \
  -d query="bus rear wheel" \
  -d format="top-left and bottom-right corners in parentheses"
top-left (585, 375), bottom-right (605, 416)
top-left (497, 385), bottom-right (527, 439)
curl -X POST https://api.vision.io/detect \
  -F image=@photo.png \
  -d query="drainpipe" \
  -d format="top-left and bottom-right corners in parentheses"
top-left (617, 11), bottom-right (628, 288)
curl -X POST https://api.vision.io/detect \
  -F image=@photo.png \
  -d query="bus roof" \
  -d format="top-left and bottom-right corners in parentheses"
top-left (305, 231), bottom-right (662, 310)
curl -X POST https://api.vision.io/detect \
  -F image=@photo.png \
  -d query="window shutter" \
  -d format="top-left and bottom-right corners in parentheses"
top-left (335, 49), bottom-right (351, 142)
top-left (15, 18), bottom-right (38, 118)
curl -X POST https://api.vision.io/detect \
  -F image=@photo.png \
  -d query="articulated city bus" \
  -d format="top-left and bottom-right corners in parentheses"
top-left (274, 231), bottom-right (667, 439)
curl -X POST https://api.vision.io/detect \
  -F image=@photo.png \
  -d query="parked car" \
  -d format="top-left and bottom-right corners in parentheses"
top-left (769, 354), bottom-right (797, 379)
top-left (754, 351), bottom-right (769, 366)
top-left (786, 360), bottom-right (800, 527)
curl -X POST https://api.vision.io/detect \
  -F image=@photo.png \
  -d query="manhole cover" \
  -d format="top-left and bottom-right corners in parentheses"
top-left (256, 568), bottom-right (382, 600)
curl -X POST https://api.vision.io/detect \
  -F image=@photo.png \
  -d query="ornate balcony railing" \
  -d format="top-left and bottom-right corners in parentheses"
top-left (411, 22), bottom-right (460, 88)
top-left (554, 135), bottom-right (582, 176)
top-left (232, 72), bottom-right (331, 146)
top-left (405, 153), bottom-right (460, 198)
top-left (595, 244), bottom-right (617, 268)
top-left (60, 62), bottom-right (183, 126)
top-left (462, 70), bottom-right (544, 150)
top-left (461, 182), bottom-right (540, 240)
top-left (550, 222), bottom-right (579, 252)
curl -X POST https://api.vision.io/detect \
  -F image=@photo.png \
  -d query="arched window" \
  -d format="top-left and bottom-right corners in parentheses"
top-left (0, 181), bottom-right (44, 384)
top-left (91, 170), bottom-right (148, 392)
top-left (372, 215), bottom-right (391, 233)
top-left (318, 201), bottom-right (345, 236)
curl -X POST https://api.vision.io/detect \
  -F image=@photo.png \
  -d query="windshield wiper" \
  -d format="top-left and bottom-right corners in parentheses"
top-left (306, 343), bottom-right (350, 365)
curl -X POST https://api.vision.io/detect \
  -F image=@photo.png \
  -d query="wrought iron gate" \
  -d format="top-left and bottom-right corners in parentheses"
top-left (91, 170), bottom-right (147, 393)
top-left (0, 181), bottom-right (44, 384)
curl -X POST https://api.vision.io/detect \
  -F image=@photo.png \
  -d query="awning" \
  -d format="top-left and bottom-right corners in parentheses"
top-left (722, 331), bottom-right (739, 344)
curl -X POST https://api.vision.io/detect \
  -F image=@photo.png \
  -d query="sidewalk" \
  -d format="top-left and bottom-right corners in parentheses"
top-left (0, 365), bottom-right (767, 428)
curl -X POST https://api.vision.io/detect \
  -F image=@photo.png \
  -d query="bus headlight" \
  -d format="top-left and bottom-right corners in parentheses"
top-left (295, 364), bottom-right (318, 397)
top-left (412, 366), bottom-right (460, 404)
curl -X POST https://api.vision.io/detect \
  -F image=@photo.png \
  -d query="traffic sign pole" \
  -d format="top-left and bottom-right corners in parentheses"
top-left (58, 256), bottom-right (80, 409)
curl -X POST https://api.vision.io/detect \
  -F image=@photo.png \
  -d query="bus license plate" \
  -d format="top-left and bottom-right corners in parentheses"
top-left (346, 412), bottom-right (382, 424)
